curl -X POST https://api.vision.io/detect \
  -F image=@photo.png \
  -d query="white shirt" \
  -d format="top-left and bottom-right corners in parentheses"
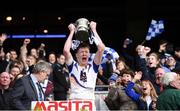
top-left (67, 60), bottom-right (99, 100)
top-left (30, 74), bottom-right (44, 101)
top-left (145, 96), bottom-right (152, 110)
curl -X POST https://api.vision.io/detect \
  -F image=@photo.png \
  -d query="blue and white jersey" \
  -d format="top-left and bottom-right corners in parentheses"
top-left (67, 60), bottom-right (99, 100)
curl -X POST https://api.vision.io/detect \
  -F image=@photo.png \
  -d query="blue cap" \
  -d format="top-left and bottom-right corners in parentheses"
top-left (109, 73), bottom-right (118, 82)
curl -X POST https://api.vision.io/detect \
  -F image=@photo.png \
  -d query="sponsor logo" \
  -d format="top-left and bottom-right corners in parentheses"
top-left (31, 100), bottom-right (93, 111)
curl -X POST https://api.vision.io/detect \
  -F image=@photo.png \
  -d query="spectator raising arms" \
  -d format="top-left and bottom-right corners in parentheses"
top-left (125, 71), bottom-right (158, 110)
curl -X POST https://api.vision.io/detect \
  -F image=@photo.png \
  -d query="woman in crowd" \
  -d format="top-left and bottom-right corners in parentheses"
top-left (108, 58), bottom-right (130, 87)
top-left (125, 72), bottom-right (158, 110)
top-left (9, 65), bottom-right (24, 87)
top-left (136, 45), bottom-right (170, 94)
top-left (113, 58), bottom-right (130, 76)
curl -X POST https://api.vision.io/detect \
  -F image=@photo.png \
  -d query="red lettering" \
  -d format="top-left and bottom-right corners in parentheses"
top-left (33, 101), bottom-right (46, 111)
top-left (68, 100), bottom-right (72, 111)
top-left (47, 101), bottom-right (58, 111)
top-left (59, 101), bottom-right (68, 111)
top-left (33, 100), bottom-right (93, 111)
top-left (72, 101), bottom-right (82, 110)
top-left (82, 101), bottom-right (92, 111)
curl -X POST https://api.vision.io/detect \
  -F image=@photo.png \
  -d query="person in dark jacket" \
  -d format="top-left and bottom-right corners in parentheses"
top-left (135, 45), bottom-right (170, 95)
top-left (53, 54), bottom-right (70, 100)
top-left (0, 72), bottom-right (12, 110)
top-left (10, 61), bottom-right (52, 110)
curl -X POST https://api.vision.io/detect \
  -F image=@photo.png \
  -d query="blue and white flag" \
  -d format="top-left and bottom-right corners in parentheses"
top-left (100, 47), bottom-right (119, 65)
top-left (146, 19), bottom-right (164, 41)
top-left (88, 47), bottom-right (119, 63)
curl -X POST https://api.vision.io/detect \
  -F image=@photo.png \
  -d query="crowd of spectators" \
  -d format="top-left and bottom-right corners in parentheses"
top-left (0, 29), bottom-right (180, 110)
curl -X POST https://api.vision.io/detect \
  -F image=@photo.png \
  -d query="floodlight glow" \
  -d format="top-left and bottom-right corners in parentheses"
top-left (58, 17), bottom-right (61, 20)
top-left (6, 16), bottom-right (12, 21)
top-left (43, 29), bottom-right (48, 33)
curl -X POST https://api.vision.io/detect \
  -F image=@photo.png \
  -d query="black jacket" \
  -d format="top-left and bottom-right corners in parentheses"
top-left (0, 88), bottom-right (12, 110)
top-left (10, 75), bottom-right (39, 110)
top-left (53, 63), bottom-right (70, 93)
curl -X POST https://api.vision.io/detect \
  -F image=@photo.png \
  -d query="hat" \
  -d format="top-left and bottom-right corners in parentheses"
top-left (108, 73), bottom-right (118, 82)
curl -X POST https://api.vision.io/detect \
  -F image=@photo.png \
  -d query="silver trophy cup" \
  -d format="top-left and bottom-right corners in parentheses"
top-left (75, 18), bottom-right (90, 41)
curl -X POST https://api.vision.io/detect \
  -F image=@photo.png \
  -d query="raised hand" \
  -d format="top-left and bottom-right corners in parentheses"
top-left (89, 21), bottom-right (96, 31)
top-left (133, 71), bottom-right (142, 82)
top-left (68, 23), bottom-right (76, 32)
top-left (0, 33), bottom-right (7, 45)
top-left (136, 45), bottom-right (151, 57)
top-left (40, 43), bottom-right (45, 48)
top-left (23, 39), bottom-right (30, 45)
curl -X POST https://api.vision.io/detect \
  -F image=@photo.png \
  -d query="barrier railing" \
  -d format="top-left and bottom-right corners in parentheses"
top-left (95, 85), bottom-right (109, 110)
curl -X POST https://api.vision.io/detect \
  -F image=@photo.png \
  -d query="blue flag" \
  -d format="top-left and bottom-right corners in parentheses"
top-left (146, 19), bottom-right (164, 41)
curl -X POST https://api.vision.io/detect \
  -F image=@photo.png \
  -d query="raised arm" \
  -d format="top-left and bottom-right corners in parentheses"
top-left (90, 21), bottom-right (105, 65)
top-left (0, 33), bottom-right (7, 59)
top-left (0, 33), bottom-right (7, 47)
top-left (63, 23), bottom-right (75, 65)
top-left (125, 72), bottom-right (142, 102)
top-left (135, 45), bottom-right (151, 80)
top-left (20, 39), bottom-right (30, 69)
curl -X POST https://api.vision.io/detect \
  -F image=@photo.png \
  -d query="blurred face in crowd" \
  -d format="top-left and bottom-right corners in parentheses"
top-left (155, 67), bottom-right (165, 79)
top-left (57, 54), bottom-right (65, 65)
top-left (166, 56), bottom-right (176, 67)
top-left (141, 81), bottom-right (151, 95)
top-left (38, 70), bottom-right (51, 83)
top-left (26, 55), bottom-right (36, 66)
top-left (121, 73), bottom-right (132, 85)
top-left (159, 43), bottom-right (167, 52)
top-left (160, 58), bottom-right (166, 65)
top-left (147, 54), bottom-right (159, 68)
top-left (0, 72), bottom-right (11, 88)
top-left (10, 66), bottom-right (21, 79)
top-left (175, 50), bottom-right (180, 58)
top-left (116, 61), bottom-right (125, 71)
top-left (5, 52), bottom-right (10, 60)
top-left (48, 53), bottom-right (56, 64)
top-left (136, 45), bottom-right (144, 56)
top-left (10, 50), bottom-right (17, 61)
top-left (76, 47), bottom-right (90, 66)
top-left (30, 48), bottom-right (38, 58)
top-left (12, 61), bottom-right (24, 73)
